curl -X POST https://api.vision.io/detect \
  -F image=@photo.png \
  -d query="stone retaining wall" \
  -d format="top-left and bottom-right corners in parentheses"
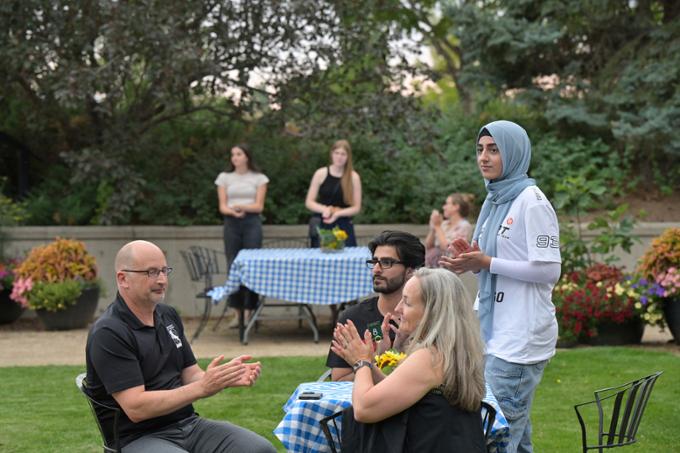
top-left (3, 222), bottom-right (678, 317)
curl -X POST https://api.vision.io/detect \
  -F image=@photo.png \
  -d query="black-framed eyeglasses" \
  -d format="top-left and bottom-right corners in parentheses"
top-left (121, 267), bottom-right (173, 278)
top-left (365, 258), bottom-right (405, 269)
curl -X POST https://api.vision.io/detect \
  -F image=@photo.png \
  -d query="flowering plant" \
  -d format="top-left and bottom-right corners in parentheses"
top-left (628, 277), bottom-right (666, 328)
top-left (655, 267), bottom-right (680, 298)
top-left (553, 263), bottom-right (658, 342)
top-left (10, 237), bottom-right (100, 312)
top-left (318, 226), bottom-right (348, 251)
top-left (374, 349), bottom-right (407, 375)
top-left (637, 227), bottom-right (680, 300)
top-left (0, 258), bottom-right (20, 292)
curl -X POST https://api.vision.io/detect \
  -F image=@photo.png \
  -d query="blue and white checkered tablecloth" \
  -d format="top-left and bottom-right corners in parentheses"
top-left (274, 381), bottom-right (510, 453)
top-left (274, 382), bottom-right (353, 453)
top-left (208, 247), bottom-right (373, 305)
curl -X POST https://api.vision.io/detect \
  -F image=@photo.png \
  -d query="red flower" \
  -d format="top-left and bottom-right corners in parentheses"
top-left (554, 263), bottom-right (639, 343)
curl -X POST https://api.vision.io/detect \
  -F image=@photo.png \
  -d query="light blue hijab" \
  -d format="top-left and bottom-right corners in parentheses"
top-left (473, 120), bottom-right (535, 343)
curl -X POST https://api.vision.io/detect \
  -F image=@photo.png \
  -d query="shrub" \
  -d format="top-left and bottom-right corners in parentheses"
top-left (11, 238), bottom-right (99, 311)
top-left (13, 237), bottom-right (97, 284)
top-left (25, 280), bottom-right (83, 312)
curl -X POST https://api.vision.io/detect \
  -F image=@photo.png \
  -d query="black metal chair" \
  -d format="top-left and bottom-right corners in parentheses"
top-left (320, 410), bottom-right (343, 453)
top-left (480, 400), bottom-right (497, 442)
top-left (574, 371), bottom-right (663, 452)
top-left (180, 246), bottom-right (224, 342)
top-left (320, 397), bottom-right (498, 453)
top-left (76, 373), bottom-right (121, 453)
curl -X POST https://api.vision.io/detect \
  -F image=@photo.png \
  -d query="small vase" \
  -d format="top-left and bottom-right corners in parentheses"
top-left (0, 288), bottom-right (25, 325)
top-left (584, 316), bottom-right (645, 346)
top-left (662, 298), bottom-right (680, 346)
top-left (35, 285), bottom-right (100, 331)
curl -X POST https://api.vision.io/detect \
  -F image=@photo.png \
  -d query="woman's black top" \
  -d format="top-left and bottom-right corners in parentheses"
top-left (318, 167), bottom-right (347, 208)
top-left (341, 390), bottom-right (486, 453)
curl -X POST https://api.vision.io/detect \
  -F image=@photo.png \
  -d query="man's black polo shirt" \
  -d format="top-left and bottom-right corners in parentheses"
top-left (325, 296), bottom-right (397, 369)
top-left (85, 293), bottom-right (197, 447)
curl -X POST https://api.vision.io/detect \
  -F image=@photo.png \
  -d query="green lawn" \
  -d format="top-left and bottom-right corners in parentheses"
top-left (0, 348), bottom-right (677, 452)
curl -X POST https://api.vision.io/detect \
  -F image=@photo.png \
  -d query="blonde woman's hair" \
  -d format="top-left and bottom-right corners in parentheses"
top-left (407, 268), bottom-right (485, 412)
top-left (329, 139), bottom-right (354, 206)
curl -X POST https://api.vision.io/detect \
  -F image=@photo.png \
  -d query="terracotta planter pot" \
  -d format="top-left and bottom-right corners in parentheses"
top-left (35, 285), bottom-right (100, 331)
top-left (584, 316), bottom-right (645, 346)
top-left (662, 298), bottom-right (680, 346)
top-left (0, 288), bottom-right (25, 325)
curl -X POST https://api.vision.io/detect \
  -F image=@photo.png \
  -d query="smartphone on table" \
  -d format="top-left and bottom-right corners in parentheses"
top-left (298, 391), bottom-right (323, 400)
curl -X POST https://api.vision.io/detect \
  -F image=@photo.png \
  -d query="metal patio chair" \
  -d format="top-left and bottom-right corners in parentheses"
top-left (317, 368), bottom-right (332, 381)
top-left (481, 400), bottom-right (496, 442)
top-left (574, 371), bottom-right (663, 452)
top-left (180, 246), bottom-right (225, 342)
top-left (320, 397), bottom-right (496, 453)
top-left (320, 410), bottom-right (343, 453)
top-left (76, 373), bottom-right (121, 453)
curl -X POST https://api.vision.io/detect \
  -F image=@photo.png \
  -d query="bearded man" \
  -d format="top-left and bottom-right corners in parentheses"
top-left (325, 231), bottom-right (425, 381)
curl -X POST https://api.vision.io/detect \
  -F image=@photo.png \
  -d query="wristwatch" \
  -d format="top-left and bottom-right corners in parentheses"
top-left (352, 360), bottom-right (373, 373)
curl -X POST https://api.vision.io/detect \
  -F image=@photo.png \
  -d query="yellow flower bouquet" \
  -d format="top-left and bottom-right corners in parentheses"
top-left (318, 226), bottom-right (348, 252)
top-left (374, 349), bottom-right (407, 375)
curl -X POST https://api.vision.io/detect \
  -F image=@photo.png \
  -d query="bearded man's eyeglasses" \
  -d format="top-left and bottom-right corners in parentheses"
top-left (365, 258), bottom-right (404, 269)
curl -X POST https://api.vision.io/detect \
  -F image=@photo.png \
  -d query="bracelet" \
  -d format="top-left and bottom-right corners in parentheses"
top-left (352, 359), bottom-right (373, 373)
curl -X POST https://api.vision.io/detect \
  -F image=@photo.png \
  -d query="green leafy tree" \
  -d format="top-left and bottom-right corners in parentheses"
top-left (1, 0), bottom-right (427, 224)
top-left (443, 0), bottom-right (680, 187)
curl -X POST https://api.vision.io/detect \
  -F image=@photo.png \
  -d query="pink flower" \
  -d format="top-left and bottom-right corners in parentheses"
top-left (9, 277), bottom-right (33, 308)
top-left (656, 267), bottom-right (680, 298)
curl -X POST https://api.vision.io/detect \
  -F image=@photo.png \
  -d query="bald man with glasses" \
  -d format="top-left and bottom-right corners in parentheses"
top-left (85, 240), bottom-right (275, 453)
top-left (325, 231), bottom-right (425, 381)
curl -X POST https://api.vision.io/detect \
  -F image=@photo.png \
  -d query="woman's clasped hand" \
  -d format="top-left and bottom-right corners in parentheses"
top-left (330, 319), bottom-right (374, 366)
top-left (439, 238), bottom-right (489, 274)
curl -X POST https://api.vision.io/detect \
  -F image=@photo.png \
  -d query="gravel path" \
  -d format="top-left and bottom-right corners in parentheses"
top-left (0, 317), bottom-right (676, 367)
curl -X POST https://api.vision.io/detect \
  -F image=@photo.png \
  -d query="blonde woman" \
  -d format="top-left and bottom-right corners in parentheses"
top-left (425, 193), bottom-right (475, 268)
top-left (332, 268), bottom-right (486, 452)
top-left (305, 139), bottom-right (362, 247)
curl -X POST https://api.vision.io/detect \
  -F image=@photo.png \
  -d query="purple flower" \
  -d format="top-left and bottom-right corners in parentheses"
top-left (639, 278), bottom-right (648, 286)
top-left (641, 296), bottom-right (648, 305)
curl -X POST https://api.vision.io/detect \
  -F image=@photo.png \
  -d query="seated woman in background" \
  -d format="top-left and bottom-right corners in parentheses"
top-left (425, 193), bottom-right (474, 268)
top-left (332, 268), bottom-right (486, 453)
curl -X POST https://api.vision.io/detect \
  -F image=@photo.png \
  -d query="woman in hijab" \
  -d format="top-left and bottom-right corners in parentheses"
top-left (440, 120), bottom-right (561, 453)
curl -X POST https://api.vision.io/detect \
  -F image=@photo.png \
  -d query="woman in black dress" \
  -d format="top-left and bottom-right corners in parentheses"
top-left (305, 139), bottom-right (362, 247)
